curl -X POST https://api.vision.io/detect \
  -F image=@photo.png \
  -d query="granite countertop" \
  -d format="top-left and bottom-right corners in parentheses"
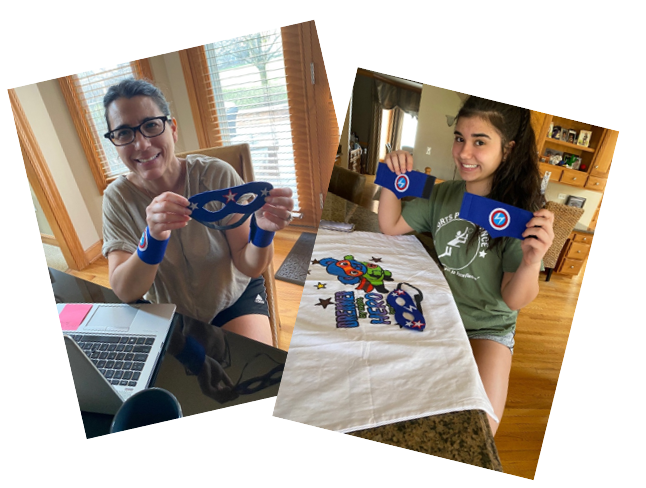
top-left (322, 191), bottom-right (503, 472)
top-left (349, 410), bottom-right (502, 471)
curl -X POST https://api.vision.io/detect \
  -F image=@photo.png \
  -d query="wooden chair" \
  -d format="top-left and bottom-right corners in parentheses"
top-left (543, 201), bottom-right (585, 281)
top-left (175, 144), bottom-right (280, 347)
top-left (328, 165), bottom-right (366, 205)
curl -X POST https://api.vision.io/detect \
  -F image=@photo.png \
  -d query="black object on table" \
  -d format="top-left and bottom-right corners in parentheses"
top-left (50, 268), bottom-right (286, 438)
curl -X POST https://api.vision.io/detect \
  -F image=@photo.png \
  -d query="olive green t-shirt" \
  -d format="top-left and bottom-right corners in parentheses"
top-left (401, 180), bottom-right (524, 335)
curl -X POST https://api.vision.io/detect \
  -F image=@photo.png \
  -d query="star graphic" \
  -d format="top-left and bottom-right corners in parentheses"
top-left (479, 250), bottom-right (487, 258)
top-left (370, 257), bottom-right (382, 263)
top-left (405, 321), bottom-right (413, 328)
top-left (261, 188), bottom-right (270, 197)
top-left (411, 321), bottom-right (425, 330)
top-left (311, 259), bottom-right (321, 265)
top-left (189, 202), bottom-right (199, 210)
top-left (224, 190), bottom-right (237, 203)
top-left (307, 269), bottom-right (311, 275)
top-left (314, 282), bottom-right (326, 289)
top-left (315, 298), bottom-right (333, 309)
top-left (393, 289), bottom-right (406, 296)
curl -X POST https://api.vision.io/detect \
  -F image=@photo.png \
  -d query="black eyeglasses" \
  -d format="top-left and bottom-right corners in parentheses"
top-left (104, 115), bottom-right (171, 146)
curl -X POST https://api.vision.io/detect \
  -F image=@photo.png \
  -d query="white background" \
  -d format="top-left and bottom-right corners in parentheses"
top-left (1, 1), bottom-right (641, 485)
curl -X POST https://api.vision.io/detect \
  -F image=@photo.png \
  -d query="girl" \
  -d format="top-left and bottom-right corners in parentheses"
top-left (101, 79), bottom-right (294, 346)
top-left (378, 96), bottom-right (554, 435)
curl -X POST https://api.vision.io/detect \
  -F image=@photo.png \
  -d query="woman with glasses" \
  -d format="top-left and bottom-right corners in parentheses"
top-left (101, 79), bottom-right (294, 346)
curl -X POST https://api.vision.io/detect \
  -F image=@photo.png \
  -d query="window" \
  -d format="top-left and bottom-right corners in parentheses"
top-left (202, 30), bottom-right (299, 208)
top-left (400, 112), bottom-right (418, 149)
top-left (180, 21), bottom-right (338, 229)
top-left (59, 60), bottom-right (153, 193)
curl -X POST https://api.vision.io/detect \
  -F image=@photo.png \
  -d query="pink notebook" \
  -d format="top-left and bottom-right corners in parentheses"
top-left (59, 304), bottom-right (93, 331)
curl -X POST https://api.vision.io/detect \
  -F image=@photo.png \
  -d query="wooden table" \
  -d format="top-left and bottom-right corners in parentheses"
top-left (322, 191), bottom-right (502, 471)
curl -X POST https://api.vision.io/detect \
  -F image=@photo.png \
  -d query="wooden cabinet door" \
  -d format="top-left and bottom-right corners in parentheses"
top-left (590, 129), bottom-right (618, 177)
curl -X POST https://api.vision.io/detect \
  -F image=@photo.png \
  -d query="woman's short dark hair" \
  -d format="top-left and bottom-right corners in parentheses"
top-left (103, 78), bottom-right (170, 130)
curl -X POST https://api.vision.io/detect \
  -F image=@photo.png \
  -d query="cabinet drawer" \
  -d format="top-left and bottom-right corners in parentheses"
top-left (573, 233), bottom-right (593, 245)
top-left (539, 163), bottom-right (563, 182)
top-left (566, 242), bottom-right (590, 259)
top-left (560, 168), bottom-right (587, 187)
top-left (585, 176), bottom-right (607, 192)
top-left (559, 258), bottom-right (585, 275)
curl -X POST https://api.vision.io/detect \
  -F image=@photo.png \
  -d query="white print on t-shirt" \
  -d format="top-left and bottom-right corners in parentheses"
top-left (435, 212), bottom-right (489, 281)
top-left (437, 227), bottom-right (470, 259)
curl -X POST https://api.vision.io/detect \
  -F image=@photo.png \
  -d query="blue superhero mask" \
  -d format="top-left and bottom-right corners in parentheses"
top-left (188, 181), bottom-right (273, 231)
top-left (386, 283), bottom-right (426, 331)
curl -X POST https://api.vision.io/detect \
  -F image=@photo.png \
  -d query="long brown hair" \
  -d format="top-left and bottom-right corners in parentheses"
top-left (457, 96), bottom-right (543, 250)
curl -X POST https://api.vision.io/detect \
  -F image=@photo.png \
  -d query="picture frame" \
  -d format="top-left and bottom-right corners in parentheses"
top-left (577, 130), bottom-right (592, 147)
top-left (568, 129), bottom-right (577, 144)
top-left (560, 128), bottom-right (569, 141)
top-left (566, 195), bottom-right (586, 208)
top-left (551, 125), bottom-right (562, 139)
top-left (570, 155), bottom-right (582, 170)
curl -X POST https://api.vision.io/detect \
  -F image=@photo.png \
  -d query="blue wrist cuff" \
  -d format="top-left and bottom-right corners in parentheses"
top-left (136, 227), bottom-right (169, 265)
top-left (249, 214), bottom-right (275, 248)
top-left (374, 162), bottom-right (436, 199)
top-left (175, 335), bottom-right (206, 376)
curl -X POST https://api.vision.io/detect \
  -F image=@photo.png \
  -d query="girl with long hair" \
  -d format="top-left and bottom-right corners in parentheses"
top-left (378, 96), bottom-right (555, 435)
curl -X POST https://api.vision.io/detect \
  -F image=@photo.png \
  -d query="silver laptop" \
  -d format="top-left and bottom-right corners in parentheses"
top-left (59, 303), bottom-right (176, 415)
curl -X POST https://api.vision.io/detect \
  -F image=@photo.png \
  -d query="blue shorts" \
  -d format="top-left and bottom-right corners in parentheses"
top-left (467, 328), bottom-right (515, 355)
top-left (210, 276), bottom-right (270, 327)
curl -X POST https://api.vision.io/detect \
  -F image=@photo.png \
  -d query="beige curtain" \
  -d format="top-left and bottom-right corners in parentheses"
top-left (366, 100), bottom-right (382, 175)
top-left (391, 107), bottom-right (405, 151)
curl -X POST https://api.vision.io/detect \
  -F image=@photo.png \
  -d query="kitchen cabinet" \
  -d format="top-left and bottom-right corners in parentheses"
top-left (555, 230), bottom-right (594, 278)
top-left (533, 111), bottom-right (617, 194)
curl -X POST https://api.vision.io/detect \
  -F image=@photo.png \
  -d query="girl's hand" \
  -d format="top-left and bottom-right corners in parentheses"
top-left (384, 150), bottom-right (414, 175)
top-left (521, 209), bottom-right (555, 266)
top-left (255, 187), bottom-right (295, 232)
top-left (145, 191), bottom-right (192, 241)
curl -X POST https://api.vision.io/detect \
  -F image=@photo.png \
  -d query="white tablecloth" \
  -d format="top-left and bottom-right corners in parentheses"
top-left (273, 230), bottom-right (496, 433)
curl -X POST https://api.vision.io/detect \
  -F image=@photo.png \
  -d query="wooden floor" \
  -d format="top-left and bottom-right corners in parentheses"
top-left (56, 200), bottom-right (583, 479)
top-left (495, 266), bottom-right (585, 479)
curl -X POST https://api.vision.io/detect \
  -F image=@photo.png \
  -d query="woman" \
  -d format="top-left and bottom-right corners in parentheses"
top-left (101, 79), bottom-right (294, 346)
top-left (378, 96), bottom-right (554, 435)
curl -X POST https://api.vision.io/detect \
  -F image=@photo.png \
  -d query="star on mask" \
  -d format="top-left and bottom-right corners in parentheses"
top-left (224, 190), bottom-right (237, 203)
top-left (189, 202), bottom-right (199, 210)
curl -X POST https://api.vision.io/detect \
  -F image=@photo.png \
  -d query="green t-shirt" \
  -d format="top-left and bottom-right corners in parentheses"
top-left (401, 180), bottom-right (524, 336)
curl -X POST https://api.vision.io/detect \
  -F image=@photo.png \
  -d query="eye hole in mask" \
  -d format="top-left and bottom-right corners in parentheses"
top-left (386, 283), bottom-right (426, 331)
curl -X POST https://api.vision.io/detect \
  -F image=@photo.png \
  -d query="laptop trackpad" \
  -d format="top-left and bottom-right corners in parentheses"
top-left (86, 305), bottom-right (137, 331)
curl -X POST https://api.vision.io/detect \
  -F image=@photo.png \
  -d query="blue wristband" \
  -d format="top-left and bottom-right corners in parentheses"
top-left (175, 335), bottom-right (206, 376)
top-left (136, 227), bottom-right (169, 265)
top-left (249, 214), bottom-right (275, 248)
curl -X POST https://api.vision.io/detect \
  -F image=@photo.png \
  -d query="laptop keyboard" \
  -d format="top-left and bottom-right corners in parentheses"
top-left (68, 334), bottom-right (155, 387)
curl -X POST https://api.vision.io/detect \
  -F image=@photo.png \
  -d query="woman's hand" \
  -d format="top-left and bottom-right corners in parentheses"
top-left (384, 150), bottom-right (414, 175)
top-left (255, 187), bottom-right (295, 232)
top-left (521, 209), bottom-right (555, 266)
top-left (145, 192), bottom-right (192, 241)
